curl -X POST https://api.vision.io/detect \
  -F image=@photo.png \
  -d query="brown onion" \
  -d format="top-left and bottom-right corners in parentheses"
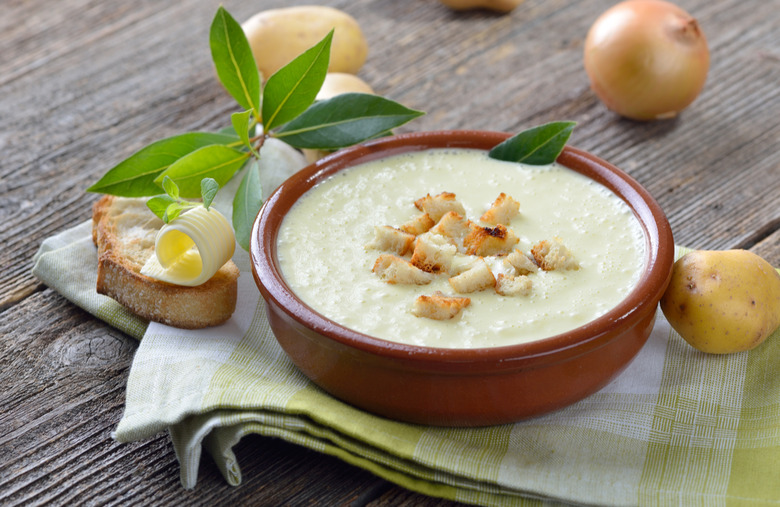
top-left (584, 0), bottom-right (710, 121)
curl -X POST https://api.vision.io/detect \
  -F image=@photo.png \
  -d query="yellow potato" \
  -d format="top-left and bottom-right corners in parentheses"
top-left (242, 6), bottom-right (368, 80)
top-left (303, 73), bottom-right (376, 164)
top-left (660, 250), bottom-right (780, 354)
top-left (438, 0), bottom-right (525, 13)
top-left (316, 72), bottom-right (374, 100)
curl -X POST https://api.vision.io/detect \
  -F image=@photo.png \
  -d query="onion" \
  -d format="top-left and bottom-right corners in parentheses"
top-left (584, 0), bottom-right (710, 121)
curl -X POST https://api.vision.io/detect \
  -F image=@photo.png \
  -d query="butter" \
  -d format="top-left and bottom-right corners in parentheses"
top-left (141, 206), bottom-right (235, 286)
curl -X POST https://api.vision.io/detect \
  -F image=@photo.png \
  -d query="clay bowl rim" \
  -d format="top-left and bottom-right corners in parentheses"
top-left (250, 130), bottom-right (674, 372)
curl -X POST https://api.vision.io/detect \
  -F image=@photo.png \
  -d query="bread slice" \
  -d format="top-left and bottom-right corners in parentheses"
top-left (92, 195), bottom-right (239, 329)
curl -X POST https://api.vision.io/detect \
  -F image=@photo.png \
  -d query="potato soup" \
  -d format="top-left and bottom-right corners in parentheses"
top-left (276, 149), bottom-right (647, 348)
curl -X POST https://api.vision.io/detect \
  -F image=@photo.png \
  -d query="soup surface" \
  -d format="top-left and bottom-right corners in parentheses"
top-left (277, 149), bottom-right (646, 348)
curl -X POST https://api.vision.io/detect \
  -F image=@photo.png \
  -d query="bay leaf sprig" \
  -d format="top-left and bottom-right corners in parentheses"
top-left (488, 121), bottom-right (576, 165)
top-left (87, 6), bottom-right (424, 251)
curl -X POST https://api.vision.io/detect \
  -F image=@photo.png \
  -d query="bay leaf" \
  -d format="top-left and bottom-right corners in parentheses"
top-left (232, 159), bottom-right (263, 251)
top-left (261, 31), bottom-right (332, 131)
top-left (210, 6), bottom-right (261, 114)
top-left (86, 132), bottom-right (238, 197)
top-left (488, 121), bottom-right (576, 165)
top-left (273, 93), bottom-right (424, 149)
top-left (155, 145), bottom-right (250, 198)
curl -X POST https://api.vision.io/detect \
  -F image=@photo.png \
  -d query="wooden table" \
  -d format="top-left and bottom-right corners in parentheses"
top-left (2, 0), bottom-right (777, 504)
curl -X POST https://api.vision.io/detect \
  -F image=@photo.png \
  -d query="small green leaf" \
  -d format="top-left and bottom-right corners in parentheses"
top-left (162, 175), bottom-right (179, 199)
top-left (147, 195), bottom-right (177, 221)
top-left (87, 132), bottom-right (238, 197)
top-left (274, 93), bottom-right (425, 149)
top-left (164, 202), bottom-right (187, 223)
top-left (201, 177), bottom-right (220, 209)
top-left (219, 124), bottom-right (257, 137)
top-left (231, 109), bottom-right (258, 156)
top-left (232, 159), bottom-right (263, 251)
top-left (262, 30), bottom-right (332, 131)
top-left (155, 145), bottom-right (250, 198)
top-left (488, 121), bottom-right (576, 165)
top-left (210, 6), bottom-right (261, 114)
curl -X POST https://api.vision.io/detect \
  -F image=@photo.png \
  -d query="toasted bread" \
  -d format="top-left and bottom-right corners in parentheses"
top-left (411, 292), bottom-right (470, 320)
top-left (92, 195), bottom-right (239, 329)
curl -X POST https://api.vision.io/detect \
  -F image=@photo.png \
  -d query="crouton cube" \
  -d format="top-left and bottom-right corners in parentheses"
top-left (398, 213), bottom-right (435, 236)
top-left (412, 292), bottom-right (471, 320)
top-left (495, 274), bottom-right (533, 297)
top-left (410, 232), bottom-right (457, 273)
top-left (449, 255), bottom-right (482, 276)
top-left (372, 254), bottom-right (435, 285)
top-left (430, 211), bottom-right (472, 245)
top-left (531, 238), bottom-right (580, 271)
top-left (504, 249), bottom-right (538, 275)
top-left (448, 257), bottom-right (496, 293)
top-left (480, 193), bottom-right (520, 225)
top-left (414, 192), bottom-right (466, 222)
top-left (365, 226), bottom-right (416, 255)
top-left (463, 223), bottom-right (519, 256)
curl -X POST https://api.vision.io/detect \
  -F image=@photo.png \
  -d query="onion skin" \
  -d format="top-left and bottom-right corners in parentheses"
top-left (584, 0), bottom-right (710, 121)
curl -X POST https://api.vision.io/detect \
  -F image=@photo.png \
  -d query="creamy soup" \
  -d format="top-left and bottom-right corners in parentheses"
top-left (277, 149), bottom-right (646, 348)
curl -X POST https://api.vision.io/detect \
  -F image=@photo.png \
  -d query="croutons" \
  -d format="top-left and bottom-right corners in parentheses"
top-left (365, 225), bottom-right (415, 255)
top-left (410, 232), bottom-right (457, 274)
top-left (448, 257), bottom-right (496, 293)
top-left (495, 274), bottom-right (533, 297)
top-left (504, 249), bottom-right (538, 275)
top-left (366, 190), bottom-right (585, 321)
top-left (463, 223), bottom-right (519, 256)
top-left (412, 292), bottom-right (471, 320)
top-left (372, 254), bottom-right (435, 285)
top-left (430, 211), bottom-right (471, 246)
top-left (398, 213), bottom-right (435, 236)
top-left (531, 238), bottom-right (580, 271)
top-left (480, 193), bottom-right (520, 225)
top-left (414, 192), bottom-right (466, 222)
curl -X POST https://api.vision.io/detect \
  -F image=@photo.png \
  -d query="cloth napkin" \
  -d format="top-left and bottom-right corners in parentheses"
top-left (32, 219), bottom-right (779, 506)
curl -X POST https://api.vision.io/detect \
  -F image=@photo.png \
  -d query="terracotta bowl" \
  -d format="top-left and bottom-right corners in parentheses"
top-left (250, 130), bottom-right (674, 426)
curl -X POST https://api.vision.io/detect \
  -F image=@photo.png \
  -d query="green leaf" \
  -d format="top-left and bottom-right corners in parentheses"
top-left (210, 6), bottom-right (261, 114)
top-left (201, 177), bottom-right (220, 209)
top-left (147, 195), bottom-right (177, 221)
top-left (231, 109), bottom-right (258, 156)
top-left (273, 93), bottom-right (425, 149)
top-left (86, 132), bottom-right (238, 197)
top-left (155, 145), bottom-right (250, 198)
top-left (232, 159), bottom-right (263, 251)
top-left (164, 202), bottom-right (187, 224)
top-left (219, 124), bottom-right (257, 137)
top-left (261, 30), bottom-right (332, 131)
top-left (488, 121), bottom-right (576, 165)
top-left (162, 176), bottom-right (179, 200)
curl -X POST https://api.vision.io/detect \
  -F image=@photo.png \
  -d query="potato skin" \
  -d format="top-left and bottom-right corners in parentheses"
top-left (242, 6), bottom-right (368, 80)
top-left (316, 72), bottom-right (374, 100)
top-left (660, 250), bottom-right (780, 354)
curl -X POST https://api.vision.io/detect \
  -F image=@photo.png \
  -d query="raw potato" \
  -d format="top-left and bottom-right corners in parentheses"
top-left (317, 73), bottom-right (374, 100)
top-left (242, 6), bottom-right (368, 80)
top-left (303, 73), bottom-right (376, 163)
top-left (438, 0), bottom-right (524, 13)
top-left (660, 250), bottom-right (780, 354)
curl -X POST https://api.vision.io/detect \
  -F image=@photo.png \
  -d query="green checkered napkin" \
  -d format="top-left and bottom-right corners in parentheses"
top-left (33, 222), bottom-right (779, 505)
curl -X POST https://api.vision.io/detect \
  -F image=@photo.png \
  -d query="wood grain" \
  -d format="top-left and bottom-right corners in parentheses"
top-left (1, 0), bottom-right (777, 505)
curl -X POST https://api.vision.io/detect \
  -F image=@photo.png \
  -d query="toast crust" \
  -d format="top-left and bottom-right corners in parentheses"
top-left (92, 195), bottom-right (239, 329)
